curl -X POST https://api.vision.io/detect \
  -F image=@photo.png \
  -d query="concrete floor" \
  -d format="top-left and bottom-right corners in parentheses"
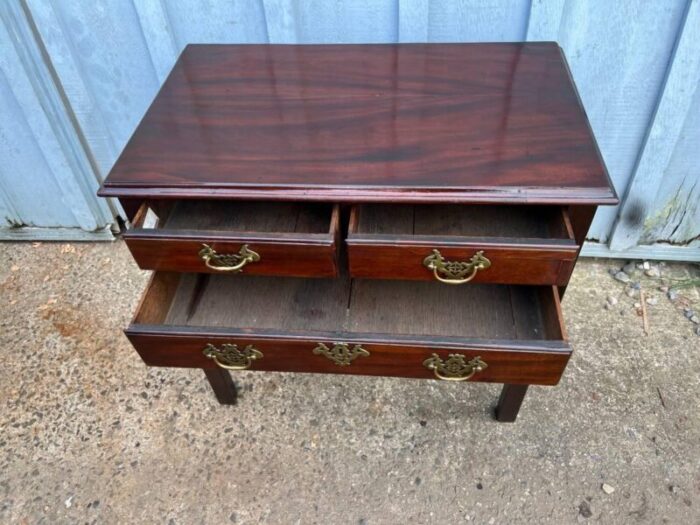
top-left (1, 241), bottom-right (699, 524)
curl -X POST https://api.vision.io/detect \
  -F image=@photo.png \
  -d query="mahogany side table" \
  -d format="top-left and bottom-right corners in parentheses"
top-left (99, 43), bottom-right (617, 421)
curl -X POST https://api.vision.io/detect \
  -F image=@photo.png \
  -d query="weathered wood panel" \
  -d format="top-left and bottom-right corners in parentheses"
top-left (554, 1), bottom-right (689, 244)
top-left (1, 0), bottom-right (697, 255)
top-left (609, 0), bottom-right (700, 251)
top-left (0, 1), bottom-right (114, 238)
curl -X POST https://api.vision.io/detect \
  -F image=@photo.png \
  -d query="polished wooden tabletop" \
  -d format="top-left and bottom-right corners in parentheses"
top-left (100, 43), bottom-right (616, 204)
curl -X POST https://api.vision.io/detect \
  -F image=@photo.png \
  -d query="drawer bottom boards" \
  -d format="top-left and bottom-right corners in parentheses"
top-left (127, 273), bottom-right (570, 386)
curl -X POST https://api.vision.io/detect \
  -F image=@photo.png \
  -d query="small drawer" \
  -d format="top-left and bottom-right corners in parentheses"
top-left (347, 204), bottom-right (578, 285)
top-left (124, 200), bottom-right (340, 278)
top-left (127, 272), bottom-right (571, 386)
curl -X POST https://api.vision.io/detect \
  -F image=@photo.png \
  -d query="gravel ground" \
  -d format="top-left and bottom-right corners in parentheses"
top-left (1, 241), bottom-right (699, 524)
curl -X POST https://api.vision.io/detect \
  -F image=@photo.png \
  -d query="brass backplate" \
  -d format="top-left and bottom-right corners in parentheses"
top-left (312, 342), bottom-right (370, 366)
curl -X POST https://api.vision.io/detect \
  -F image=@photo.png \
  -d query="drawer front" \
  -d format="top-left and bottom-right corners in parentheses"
top-left (126, 237), bottom-right (339, 277)
top-left (124, 201), bottom-right (340, 278)
top-left (347, 205), bottom-right (578, 285)
top-left (347, 241), bottom-right (576, 285)
top-left (126, 331), bottom-right (570, 386)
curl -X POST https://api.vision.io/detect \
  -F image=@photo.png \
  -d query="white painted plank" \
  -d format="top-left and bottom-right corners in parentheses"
top-left (609, 0), bottom-right (700, 250)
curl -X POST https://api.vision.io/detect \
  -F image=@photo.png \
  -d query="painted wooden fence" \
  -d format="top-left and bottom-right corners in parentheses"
top-left (0, 0), bottom-right (698, 260)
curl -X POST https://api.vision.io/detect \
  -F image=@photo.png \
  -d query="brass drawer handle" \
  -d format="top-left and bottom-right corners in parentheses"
top-left (313, 342), bottom-right (370, 366)
top-left (422, 249), bottom-right (490, 284)
top-left (423, 353), bottom-right (488, 381)
top-left (203, 343), bottom-right (263, 370)
top-left (198, 244), bottom-right (260, 272)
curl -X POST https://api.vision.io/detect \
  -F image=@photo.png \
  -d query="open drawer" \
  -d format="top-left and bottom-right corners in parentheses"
top-left (347, 204), bottom-right (579, 285)
top-left (126, 272), bottom-right (571, 386)
top-left (124, 201), bottom-right (340, 277)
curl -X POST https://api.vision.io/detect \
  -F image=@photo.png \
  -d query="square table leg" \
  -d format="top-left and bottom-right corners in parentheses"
top-left (495, 384), bottom-right (529, 422)
top-left (203, 368), bottom-right (238, 405)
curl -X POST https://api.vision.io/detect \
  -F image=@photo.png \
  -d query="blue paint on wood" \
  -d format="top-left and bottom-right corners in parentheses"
top-left (262, 0), bottom-right (298, 43)
top-left (131, 1), bottom-right (179, 83)
top-left (581, 241), bottom-right (700, 262)
top-left (294, 0), bottom-right (398, 43)
top-left (556, 0), bottom-right (689, 243)
top-left (1, 0), bottom-right (698, 251)
top-left (163, 1), bottom-right (268, 47)
top-left (647, 79), bottom-right (700, 246)
top-left (398, 0), bottom-right (429, 42)
top-left (0, 1), bottom-right (113, 233)
top-left (28, 0), bottom-right (161, 175)
top-left (609, 0), bottom-right (700, 250)
top-left (0, 67), bottom-right (76, 228)
top-left (426, 0), bottom-right (530, 42)
top-left (527, 0), bottom-right (566, 41)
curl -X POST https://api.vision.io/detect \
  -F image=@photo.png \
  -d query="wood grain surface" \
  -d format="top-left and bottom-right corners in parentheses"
top-left (124, 201), bottom-right (340, 277)
top-left (347, 204), bottom-right (578, 284)
top-left (99, 43), bottom-right (616, 205)
top-left (125, 272), bottom-right (570, 385)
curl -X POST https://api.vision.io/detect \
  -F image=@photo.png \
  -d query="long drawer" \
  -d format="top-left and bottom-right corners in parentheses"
top-left (126, 272), bottom-right (571, 386)
top-left (347, 204), bottom-right (578, 285)
top-left (124, 200), bottom-right (340, 278)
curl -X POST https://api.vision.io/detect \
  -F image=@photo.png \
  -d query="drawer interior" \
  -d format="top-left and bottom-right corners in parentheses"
top-left (134, 272), bottom-right (566, 342)
top-left (351, 204), bottom-right (574, 241)
top-left (133, 200), bottom-right (335, 235)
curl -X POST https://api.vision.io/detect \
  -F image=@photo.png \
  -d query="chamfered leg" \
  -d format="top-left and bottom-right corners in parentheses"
top-left (203, 368), bottom-right (238, 405)
top-left (494, 384), bottom-right (529, 422)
